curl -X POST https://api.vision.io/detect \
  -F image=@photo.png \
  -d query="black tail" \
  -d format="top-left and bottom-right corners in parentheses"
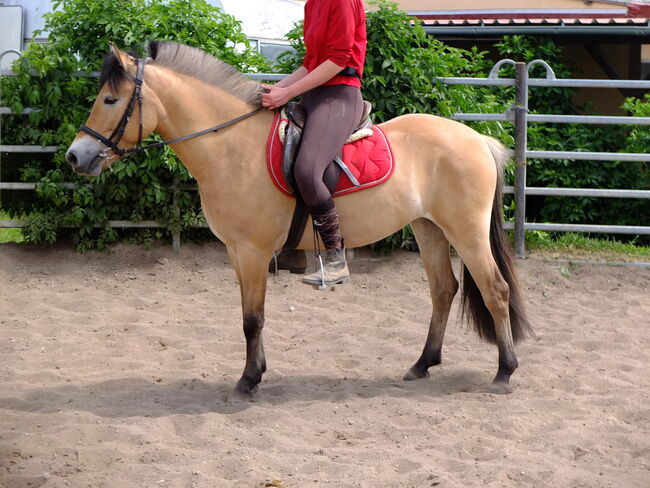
top-left (461, 138), bottom-right (532, 344)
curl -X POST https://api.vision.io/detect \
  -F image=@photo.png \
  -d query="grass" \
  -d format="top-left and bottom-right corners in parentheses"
top-left (523, 231), bottom-right (650, 263)
top-left (0, 211), bottom-right (25, 243)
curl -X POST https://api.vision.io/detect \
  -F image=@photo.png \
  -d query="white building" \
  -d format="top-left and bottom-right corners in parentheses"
top-left (219, 0), bottom-right (303, 62)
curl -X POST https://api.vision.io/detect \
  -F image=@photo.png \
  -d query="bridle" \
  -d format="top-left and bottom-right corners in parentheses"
top-left (79, 57), bottom-right (263, 158)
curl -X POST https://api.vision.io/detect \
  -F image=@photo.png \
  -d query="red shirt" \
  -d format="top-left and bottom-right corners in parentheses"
top-left (302, 0), bottom-right (366, 88)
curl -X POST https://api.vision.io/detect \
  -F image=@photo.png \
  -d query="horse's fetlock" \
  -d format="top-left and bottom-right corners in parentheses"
top-left (498, 355), bottom-right (518, 377)
top-left (241, 371), bottom-right (263, 389)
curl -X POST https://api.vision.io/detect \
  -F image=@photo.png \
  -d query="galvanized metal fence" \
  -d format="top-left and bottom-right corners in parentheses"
top-left (2, 55), bottom-right (649, 256)
top-left (440, 59), bottom-right (650, 256)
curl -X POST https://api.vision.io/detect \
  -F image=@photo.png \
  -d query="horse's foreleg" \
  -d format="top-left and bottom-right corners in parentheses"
top-left (404, 219), bottom-right (458, 380)
top-left (227, 245), bottom-right (272, 402)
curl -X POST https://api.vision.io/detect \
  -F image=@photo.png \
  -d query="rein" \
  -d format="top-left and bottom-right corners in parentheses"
top-left (79, 57), bottom-right (263, 157)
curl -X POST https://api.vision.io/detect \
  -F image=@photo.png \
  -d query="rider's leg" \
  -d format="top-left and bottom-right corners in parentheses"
top-left (293, 85), bottom-right (363, 285)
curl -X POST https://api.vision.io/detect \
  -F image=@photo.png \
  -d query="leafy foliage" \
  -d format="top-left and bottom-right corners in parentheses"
top-left (1, 0), bottom-right (267, 250)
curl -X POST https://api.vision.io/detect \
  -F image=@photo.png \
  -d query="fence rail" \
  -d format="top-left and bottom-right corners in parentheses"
top-left (441, 58), bottom-right (650, 256)
top-left (2, 58), bottom-right (649, 255)
top-left (453, 112), bottom-right (650, 125)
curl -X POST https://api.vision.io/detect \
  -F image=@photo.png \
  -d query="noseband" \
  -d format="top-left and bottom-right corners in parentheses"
top-left (79, 57), bottom-right (262, 157)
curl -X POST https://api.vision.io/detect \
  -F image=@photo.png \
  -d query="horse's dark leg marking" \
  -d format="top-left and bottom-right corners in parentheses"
top-left (228, 247), bottom-right (270, 402)
top-left (469, 261), bottom-right (518, 393)
top-left (482, 270), bottom-right (518, 393)
top-left (233, 312), bottom-right (266, 397)
top-left (493, 342), bottom-right (518, 386)
top-left (404, 219), bottom-right (458, 381)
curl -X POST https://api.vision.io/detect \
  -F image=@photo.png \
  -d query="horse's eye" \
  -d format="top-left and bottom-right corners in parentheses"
top-left (104, 96), bottom-right (118, 105)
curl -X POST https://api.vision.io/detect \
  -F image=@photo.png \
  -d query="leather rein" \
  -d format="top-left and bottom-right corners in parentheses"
top-left (79, 57), bottom-right (263, 158)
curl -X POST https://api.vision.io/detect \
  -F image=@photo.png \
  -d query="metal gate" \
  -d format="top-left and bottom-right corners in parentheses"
top-left (438, 59), bottom-right (650, 257)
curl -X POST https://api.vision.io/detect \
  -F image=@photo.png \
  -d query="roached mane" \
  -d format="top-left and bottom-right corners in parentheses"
top-left (99, 41), bottom-right (262, 105)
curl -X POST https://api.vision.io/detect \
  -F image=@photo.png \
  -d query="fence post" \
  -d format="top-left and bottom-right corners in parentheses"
top-left (172, 177), bottom-right (181, 253)
top-left (513, 62), bottom-right (528, 258)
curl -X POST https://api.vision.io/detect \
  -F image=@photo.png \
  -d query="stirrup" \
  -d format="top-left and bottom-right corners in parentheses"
top-left (316, 253), bottom-right (327, 290)
top-left (301, 248), bottom-right (351, 290)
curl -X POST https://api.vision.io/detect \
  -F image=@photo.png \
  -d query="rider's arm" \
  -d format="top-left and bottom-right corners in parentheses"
top-left (261, 60), bottom-right (343, 109)
top-left (284, 60), bottom-right (343, 96)
top-left (275, 66), bottom-right (309, 88)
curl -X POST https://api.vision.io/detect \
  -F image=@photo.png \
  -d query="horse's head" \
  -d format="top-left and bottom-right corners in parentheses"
top-left (66, 43), bottom-right (159, 176)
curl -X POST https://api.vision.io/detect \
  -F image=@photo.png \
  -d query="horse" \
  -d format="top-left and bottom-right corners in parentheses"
top-left (66, 41), bottom-right (531, 401)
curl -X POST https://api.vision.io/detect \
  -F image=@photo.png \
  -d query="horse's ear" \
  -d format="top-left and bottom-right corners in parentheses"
top-left (108, 42), bottom-right (135, 69)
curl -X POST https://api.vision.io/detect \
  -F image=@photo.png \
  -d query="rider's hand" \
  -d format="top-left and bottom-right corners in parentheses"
top-left (261, 84), bottom-right (293, 110)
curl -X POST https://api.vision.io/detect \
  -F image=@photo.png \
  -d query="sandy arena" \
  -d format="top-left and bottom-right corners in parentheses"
top-left (0, 242), bottom-right (648, 488)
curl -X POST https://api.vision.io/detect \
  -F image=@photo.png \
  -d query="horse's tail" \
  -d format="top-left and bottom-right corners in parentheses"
top-left (461, 137), bottom-right (532, 344)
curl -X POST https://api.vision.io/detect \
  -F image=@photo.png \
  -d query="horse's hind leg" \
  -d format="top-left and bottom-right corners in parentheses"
top-left (227, 244), bottom-right (271, 402)
top-left (404, 218), bottom-right (458, 381)
top-left (446, 233), bottom-right (518, 393)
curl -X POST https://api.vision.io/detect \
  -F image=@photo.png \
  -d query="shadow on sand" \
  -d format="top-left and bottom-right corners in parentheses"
top-left (0, 368), bottom-right (492, 417)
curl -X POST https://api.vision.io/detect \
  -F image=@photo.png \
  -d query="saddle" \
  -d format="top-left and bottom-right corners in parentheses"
top-left (280, 100), bottom-right (374, 194)
top-left (279, 101), bottom-right (374, 251)
top-left (267, 102), bottom-right (395, 250)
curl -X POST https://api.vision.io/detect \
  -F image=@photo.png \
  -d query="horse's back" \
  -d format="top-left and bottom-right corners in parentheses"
top-left (378, 113), bottom-right (498, 186)
top-left (378, 113), bottom-right (491, 154)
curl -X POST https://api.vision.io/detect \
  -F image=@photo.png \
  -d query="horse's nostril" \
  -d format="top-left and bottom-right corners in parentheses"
top-left (66, 150), bottom-right (78, 167)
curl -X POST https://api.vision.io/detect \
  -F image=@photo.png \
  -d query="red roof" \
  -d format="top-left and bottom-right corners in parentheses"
top-left (412, 3), bottom-right (650, 27)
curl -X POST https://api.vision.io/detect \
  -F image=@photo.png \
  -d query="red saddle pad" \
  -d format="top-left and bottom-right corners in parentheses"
top-left (266, 112), bottom-right (395, 197)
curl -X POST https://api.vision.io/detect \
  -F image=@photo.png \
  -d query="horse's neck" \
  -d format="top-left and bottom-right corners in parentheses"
top-left (148, 67), bottom-right (266, 183)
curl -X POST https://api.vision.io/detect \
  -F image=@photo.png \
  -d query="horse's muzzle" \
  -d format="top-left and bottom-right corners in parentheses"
top-left (66, 136), bottom-right (106, 176)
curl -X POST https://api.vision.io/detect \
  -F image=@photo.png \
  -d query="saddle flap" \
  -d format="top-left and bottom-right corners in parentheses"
top-left (286, 101), bottom-right (306, 129)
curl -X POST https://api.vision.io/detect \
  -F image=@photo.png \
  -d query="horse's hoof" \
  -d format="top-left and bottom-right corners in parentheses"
top-left (487, 380), bottom-right (513, 395)
top-left (403, 366), bottom-right (430, 381)
top-left (227, 387), bottom-right (255, 403)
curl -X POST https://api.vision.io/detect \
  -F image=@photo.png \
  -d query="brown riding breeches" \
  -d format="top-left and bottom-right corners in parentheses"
top-left (294, 84), bottom-right (364, 213)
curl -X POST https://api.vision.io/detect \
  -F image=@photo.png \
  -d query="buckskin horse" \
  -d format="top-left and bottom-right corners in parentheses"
top-left (66, 41), bottom-right (531, 401)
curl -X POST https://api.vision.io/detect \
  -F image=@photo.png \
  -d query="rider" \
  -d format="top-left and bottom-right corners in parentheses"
top-left (261, 0), bottom-right (366, 286)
